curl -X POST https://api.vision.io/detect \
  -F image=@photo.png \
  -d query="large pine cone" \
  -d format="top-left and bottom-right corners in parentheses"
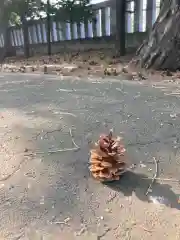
top-left (89, 131), bottom-right (127, 182)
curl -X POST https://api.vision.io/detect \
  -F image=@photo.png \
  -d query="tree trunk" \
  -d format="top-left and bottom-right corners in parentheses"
top-left (116, 0), bottom-right (126, 56)
top-left (21, 16), bottom-right (30, 58)
top-left (134, 0), bottom-right (180, 71)
top-left (47, 0), bottom-right (51, 55)
top-left (0, 24), bottom-right (11, 63)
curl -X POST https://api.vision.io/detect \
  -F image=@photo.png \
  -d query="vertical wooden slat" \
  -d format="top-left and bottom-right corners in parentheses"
top-left (34, 25), bottom-right (38, 43)
top-left (134, 0), bottom-right (140, 32)
top-left (105, 7), bottom-right (111, 36)
top-left (126, 1), bottom-right (134, 33)
top-left (66, 22), bottom-right (71, 40)
top-left (42, 22), bottom-right (47, 42)
top-left (80, 22), bottom-right (85, 38)
top-left (37, 24), bottom-right (42, 43)
top-left (29, 25), bottom-right (34, 44)
top-left (1, 35), bottom-right (4, 47)
top-left (70, 22), bottom-right (74, 39)
top-left (18, 29), bottom-right (23, 46)
top-left (57, 22), bottom-right (63, 41)
top-left (96, 9), bottom-right (101, 36)
top-left (101, 8), bottom-right (106, 36)
top-left (110, 1), bottom-right (116, 35)
top-left (39, 21), bottom-right (44, 43)
top-left (88, 21), bottom-right (93, 38)
top-left (11, 29), bottom-right (15, 46)
top-left (146, 0), bottom-right (153, 32)
top-left (0, 35), bottom-right (2, 47)
top-left (14, 29), bottom-right (18, 46)
top-left (20, 28), bottom-right (23, 45)
top-left (52, 22), bottom-right (58, 42)
top-left (28, 26), bottom-right (33, 44)
top-left (73, 23), bottom-right (78, 39)
top-left (16, 29), bottom-right (20, 46)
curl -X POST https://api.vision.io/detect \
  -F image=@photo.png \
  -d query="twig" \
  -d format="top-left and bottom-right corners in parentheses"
top-left (42, 128), bottom-right (63, 139)
top-left (142, 177), bottom-right (180, 183)
top-left (69, 128), bottom-right (80, 148)
top-left (35, 128), bottom-right (80, 154)
top-left (139, 225), bottom-right (153, 233)
top-left (97, 228), bottom-right (111, 239)
top-left (0, 154), bottom-right (33, 182)
top-left (145, 157), bottom-right (158, 196)
top-left (53, 217), bottom-right (70, 225)
top-left (127, 139), bottom-right (160, 147)
top-left (35, 147), bottom-right (79, 154)
top-left (34, 127), bottom-right (62, 140)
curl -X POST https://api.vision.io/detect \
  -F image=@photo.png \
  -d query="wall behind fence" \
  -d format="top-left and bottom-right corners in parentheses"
top-left (0, 0), bottom-right (161, 51)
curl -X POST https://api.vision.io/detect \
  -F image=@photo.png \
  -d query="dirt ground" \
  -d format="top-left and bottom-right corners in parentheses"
top-left (1, 73), bottom-right (180, 239)
top-left (2, 50), bottom-right (180, 84)
top-left (1, 49), bottom-right (130, 76)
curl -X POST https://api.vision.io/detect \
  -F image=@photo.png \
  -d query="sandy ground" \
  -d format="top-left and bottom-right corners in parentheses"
top-left (1, 50), bottom-right (134, 77)
top-left (0, 73), bottom-right (180, 239)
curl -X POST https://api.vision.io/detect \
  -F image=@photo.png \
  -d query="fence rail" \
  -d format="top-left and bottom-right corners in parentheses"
top-left (0, 0), bottom-right (161, 53)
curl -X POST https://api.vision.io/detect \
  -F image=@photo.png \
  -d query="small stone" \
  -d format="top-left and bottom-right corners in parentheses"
top-left (139, 163), bottom-right (146, 168)
top-left (170, 113), bottom-right (177, 118)
top-left (129, 164), bottom-right (136, 169)
top-left (40, 196), bottom-right (44, 205)
top-left (105, 208), bottom-right (111, 213)
top-left (122, 66), bottom-right (129, 73)
top-left (74, 224), bottom-right (87, 236)
top-left (64, 217), bottom-right (70, 223)
top-left (0, 184), bottom-right (4, 188)
top-left (24, 148), bottom-right (28, 152)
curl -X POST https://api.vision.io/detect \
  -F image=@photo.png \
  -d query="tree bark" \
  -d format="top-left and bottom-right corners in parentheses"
top-left (0, 24), bottom-right (12, 63)
top-left (116, 0), bottom-right (126, 56)
top-left (47, 0), bottom-right (51, 55)
top-left (21, 16), bottom-right (30, 58)
top-left (134, 0), bottom-right (180, 71)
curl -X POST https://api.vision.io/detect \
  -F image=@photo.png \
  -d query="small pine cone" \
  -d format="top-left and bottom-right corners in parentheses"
top-left (89, 131), bottom-right (127, 182)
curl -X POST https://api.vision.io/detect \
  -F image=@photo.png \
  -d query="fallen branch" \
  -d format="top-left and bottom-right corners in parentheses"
top-left (145, 157), bottom-right (159, 196)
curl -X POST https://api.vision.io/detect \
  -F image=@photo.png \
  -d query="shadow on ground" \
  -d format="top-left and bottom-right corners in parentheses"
top-left (103, 171), bottom-right (180, 210)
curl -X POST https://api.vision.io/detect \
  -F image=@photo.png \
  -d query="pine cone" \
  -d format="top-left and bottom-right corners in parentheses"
top-left (89, 131), bottom-right (127, 182)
